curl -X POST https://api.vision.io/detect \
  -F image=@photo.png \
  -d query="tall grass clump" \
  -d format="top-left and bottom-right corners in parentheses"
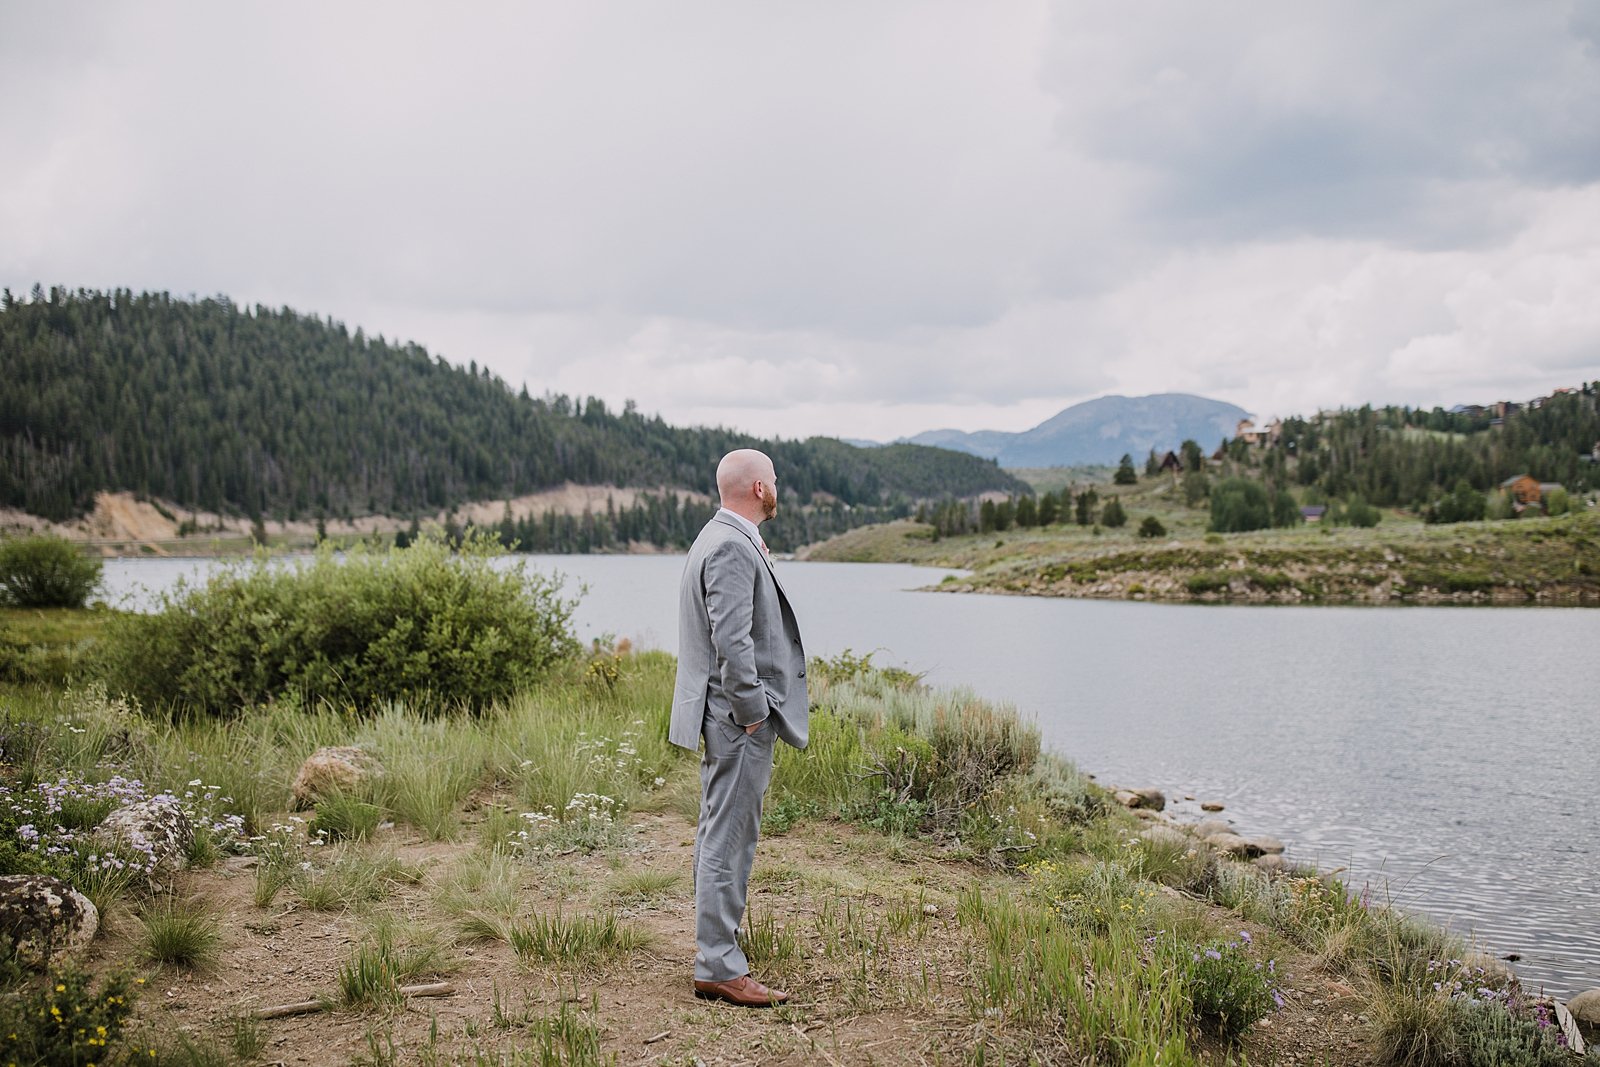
top-left (770, 663), bottom-right (1041, 837)
top-left (98, 531), bottom-right (579, 716)
top-left (503, 912), bottom-right (648, 965)
top-left (138, 896), bottom-right (222, 969)
top-left (360, 707), bottom-right (492, 839)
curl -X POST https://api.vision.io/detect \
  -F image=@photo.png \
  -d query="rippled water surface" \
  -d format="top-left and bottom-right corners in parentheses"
top-left (103, 555), bottom-right (1599, 996)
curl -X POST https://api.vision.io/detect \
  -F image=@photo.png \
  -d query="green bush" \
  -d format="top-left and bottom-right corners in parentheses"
top-left (0, 536), bottom-right (102, 608)
top-left (1182, 934), bottom-right (1279, 1038)
top-left (98, 532), bottom-right (579, 715)
top-left (1137, 516), bottom-right (1167, 538)
top-left (1101, 497), bottom-right (1128, 528)
top-left (1209, 478), bottom-right (1274, 533)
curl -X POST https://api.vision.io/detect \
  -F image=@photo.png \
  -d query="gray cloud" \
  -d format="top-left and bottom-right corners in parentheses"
top-left (2, 1), bottom-right (1598, 442)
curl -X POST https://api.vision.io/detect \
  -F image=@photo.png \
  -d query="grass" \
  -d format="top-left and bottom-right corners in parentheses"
top-left (309, 793), bottom-right (385, 841)
top-left (295, 846), bottom-right (423, 911)
top-left (0, 610), bottom-right (1579, 1065)
top-left (336, 918), bottom-right (456, 1010)
top-left (137, 896), bottom-right (223, 969)
top-left (603, 869), bottom-right (683, 906)
top-left (502, 912), bottom-right (649, 966)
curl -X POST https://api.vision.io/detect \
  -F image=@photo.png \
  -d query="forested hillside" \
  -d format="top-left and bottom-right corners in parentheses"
top-left (0, 287), bottom-right (1024, 549)
top-left (1264, 399), bottom-right (1600, 505)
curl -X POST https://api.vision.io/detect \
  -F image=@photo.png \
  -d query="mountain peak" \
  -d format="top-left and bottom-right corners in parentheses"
top-left (904, 394), bottom-right (1250, 467)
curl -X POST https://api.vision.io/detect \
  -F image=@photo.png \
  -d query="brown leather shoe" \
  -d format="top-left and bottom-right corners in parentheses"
top-left (693, 974), bottom-right (789, 1007)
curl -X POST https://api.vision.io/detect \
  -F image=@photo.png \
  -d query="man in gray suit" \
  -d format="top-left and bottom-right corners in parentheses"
top-left (669, 448), bottom-right (808, 1007)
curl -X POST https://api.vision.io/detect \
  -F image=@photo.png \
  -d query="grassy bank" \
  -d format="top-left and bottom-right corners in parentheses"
top-left (802, 510), bottom-right (1600, 606)
top-left (3, 609), bottom-right (1593, 1065)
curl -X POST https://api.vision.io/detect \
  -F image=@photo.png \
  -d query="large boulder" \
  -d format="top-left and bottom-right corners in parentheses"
top-left (1139, 824), bottom-right (1191, 849)
top-left (96, 796), bottom-right (193, 885)
top-left (1568, 989), bottom-right (1600, 1041)
top-left (1192, 818), bottom-right (1231, 839)
top-left (1113, 787), bottom-right (1166, 812)
top-left (291, 746), bottom-right (382, 810)
top-left (1205, 832), bottom-right (1265, 859)
top-left (1248, 835), bottom-right (1286, 856)
top-left (0, 875), bottom-right (99, 967)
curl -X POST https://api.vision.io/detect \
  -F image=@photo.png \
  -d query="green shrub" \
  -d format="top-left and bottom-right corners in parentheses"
top-left (1137, 516), bottom-right (1167, 538)
top-left (1444, 998), bottom-right (1589, 1067)
top-left (1186, 571), bottom-right (1230, 595)
top-left (98, 532), bottom-right (579, 715)
top-left (0, 536), bottom-right (102, 608)
top-left (1101, 498), bottom-right (1128, 528)
top-left (1181, 934), bottom-right (1279, 1037)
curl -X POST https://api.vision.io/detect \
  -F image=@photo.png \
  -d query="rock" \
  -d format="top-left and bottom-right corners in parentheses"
top-left (1139, 825), bottom-right (1191, 849)
top-left (291, 745), bottom-right (382, 809)
top-left (1200, 801), bottom-right (1225, 812)
top-left (1568, 989), bottom-right (1600, 1040)
top-left (1248, 836), bottom-right (1286, 855)
top-left (0, 875), bottom-right (99, 967)
top-left (96, 796), bottom-right (193, 882)
top-left (1193, 818), bottom-right (1231, 839)
top-left (1253, 854), bottom-right (1291, 874)
top-left (1205, 832), bottom-right (1265, 859)
top-left (1113, 787), bottom-right (1166, 811)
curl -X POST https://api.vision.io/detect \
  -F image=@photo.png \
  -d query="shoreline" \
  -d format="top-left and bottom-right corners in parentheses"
top-left (803, 514), bottom-right (1600, 607)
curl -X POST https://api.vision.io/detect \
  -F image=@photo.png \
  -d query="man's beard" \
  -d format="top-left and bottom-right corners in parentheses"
top-left (760, 483), bottom-right (778, 520)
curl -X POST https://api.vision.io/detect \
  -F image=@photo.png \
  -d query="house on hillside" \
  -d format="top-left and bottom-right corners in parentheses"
top-left (1234, 418), bottom-right (1282, 447)
top-left (1499, 474), bottom-right (1564, 513)
top-left (1158, 451), bottom-right (1184, 474)
top-left (1301, 505), bottom-right (1328, 523)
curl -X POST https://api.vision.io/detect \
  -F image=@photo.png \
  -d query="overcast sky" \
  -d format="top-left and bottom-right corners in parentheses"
top-left (4, 2), bottom-right (1599, 441)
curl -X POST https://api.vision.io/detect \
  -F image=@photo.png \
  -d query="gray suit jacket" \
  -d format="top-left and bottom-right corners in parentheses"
top-left (669, 512), bottom-right (808, 751)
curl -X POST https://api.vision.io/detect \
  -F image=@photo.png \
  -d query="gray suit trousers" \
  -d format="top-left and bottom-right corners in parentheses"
top-left (693, 707), bottom-right (776, 982)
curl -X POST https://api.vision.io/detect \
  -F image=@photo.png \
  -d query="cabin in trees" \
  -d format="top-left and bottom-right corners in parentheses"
top-left (1300, 505), bottom-right (1328, 523)
top-left (1234, 418), bottom-right (1283, 447)
top-left (1499, 474), bottom-right (1564, 512)
top-left (1158, 451), bottom-right (1184, 474)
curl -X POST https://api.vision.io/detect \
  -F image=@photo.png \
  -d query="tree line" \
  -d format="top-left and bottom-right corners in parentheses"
top-left (0, 287), bottom-right (1024, 543)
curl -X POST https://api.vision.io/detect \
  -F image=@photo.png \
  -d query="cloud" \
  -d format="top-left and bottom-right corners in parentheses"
top-left (2, 1), bottom-right (1598, 442)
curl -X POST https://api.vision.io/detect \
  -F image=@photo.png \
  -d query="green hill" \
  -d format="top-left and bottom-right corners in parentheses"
top-left (0, 287), bottom-right (1025, 550)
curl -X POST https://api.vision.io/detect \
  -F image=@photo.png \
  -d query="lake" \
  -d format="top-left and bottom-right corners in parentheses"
top-left (101, 554), bottom-right (1599, 999)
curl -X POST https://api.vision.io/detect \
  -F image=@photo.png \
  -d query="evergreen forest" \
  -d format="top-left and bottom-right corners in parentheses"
top-left (0, 287), bottom-right (1026, 551)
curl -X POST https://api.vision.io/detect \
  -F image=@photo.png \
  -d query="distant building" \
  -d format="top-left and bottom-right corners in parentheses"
top-left (1499, 474), bottom-right (1564, 513)
top-left (1158, 451), bottom-right (1184, 474)
top-left (1301, 505), bottom-right (1328, 523)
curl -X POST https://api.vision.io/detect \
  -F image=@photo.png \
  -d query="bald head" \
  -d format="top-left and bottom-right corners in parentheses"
top-left (717, 449), bottom-right (779, 524)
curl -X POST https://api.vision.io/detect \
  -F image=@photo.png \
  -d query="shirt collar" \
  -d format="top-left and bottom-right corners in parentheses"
top-left (716, 507), bottom-right (763, 544)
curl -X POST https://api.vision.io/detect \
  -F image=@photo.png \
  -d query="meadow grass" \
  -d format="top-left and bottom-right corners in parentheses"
top-left (294, 846), bottom-right (423, 911)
